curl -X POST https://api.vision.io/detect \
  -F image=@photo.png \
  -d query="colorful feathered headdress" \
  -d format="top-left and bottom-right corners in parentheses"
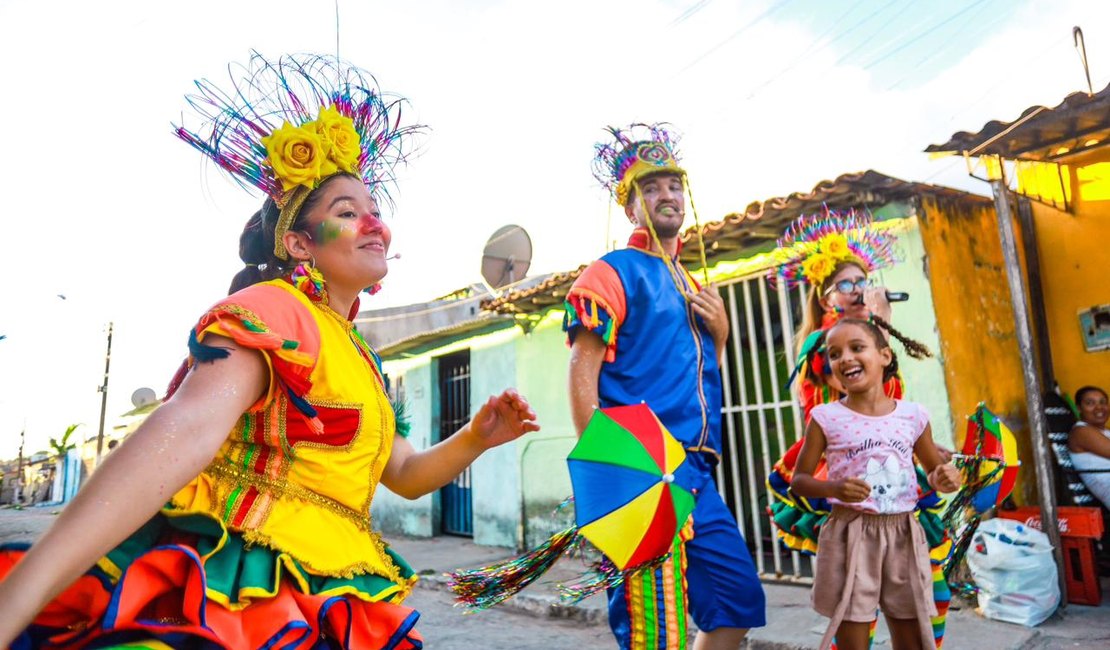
top-left (174, 52), bottom-right (420, 259)
top-left (768, 208), bottom-right (897, 289)
top-left (592, 123), bottom-right (685, 206)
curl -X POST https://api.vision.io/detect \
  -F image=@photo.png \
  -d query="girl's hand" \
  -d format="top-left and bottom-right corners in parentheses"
top-left (468, 389), bottom-right (540, 449)
top-left (929, 464), bottom-right (961, 493)
top-left (834, 478), bottom-right (872, 502)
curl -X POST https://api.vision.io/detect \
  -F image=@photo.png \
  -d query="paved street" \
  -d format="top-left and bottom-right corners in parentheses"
top-left (4, 506), bottom-right (1109, 649)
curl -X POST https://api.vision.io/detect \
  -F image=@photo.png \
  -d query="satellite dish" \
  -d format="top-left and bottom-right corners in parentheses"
top-left (481, 225), bottom-right (532, 289)
top-left (131, 387), bottom-right (158, 408)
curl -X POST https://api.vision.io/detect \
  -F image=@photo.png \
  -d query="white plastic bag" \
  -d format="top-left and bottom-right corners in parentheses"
top-left (966, 517), bottom-right (1061, 626)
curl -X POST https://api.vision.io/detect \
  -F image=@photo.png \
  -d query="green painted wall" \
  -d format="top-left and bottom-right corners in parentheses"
top-left (470, 341), bottom-right (523, 548)
top-left (513, 314), bottom-right (577, 548)
top-left (872, 217), bottom-right (956, 449)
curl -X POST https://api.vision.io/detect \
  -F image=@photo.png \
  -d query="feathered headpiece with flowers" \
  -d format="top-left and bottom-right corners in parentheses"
top-left (768, 208), bottom-right (897, 289)
top-left (592, 123), bottom-right (685, 206)
top-left (174, 52), bottom-right (420, 260)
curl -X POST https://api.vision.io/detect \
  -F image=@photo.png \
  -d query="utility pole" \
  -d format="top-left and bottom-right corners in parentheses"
top-left (95, 322), bottom-right (113, 466)
top-left (989, 178), bottom-right (1066, 607)
top-left (16, 425), bottom-right (25, 504)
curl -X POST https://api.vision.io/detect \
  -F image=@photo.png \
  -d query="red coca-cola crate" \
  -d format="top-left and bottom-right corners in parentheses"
top-left (996, 506), bottom-right (1104, 539)
top-left (996, 506), bottom-right (1104, 606)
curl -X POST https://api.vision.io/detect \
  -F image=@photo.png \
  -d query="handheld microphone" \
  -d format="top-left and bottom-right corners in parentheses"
top-left (854, 291), bottom-right (909, 305)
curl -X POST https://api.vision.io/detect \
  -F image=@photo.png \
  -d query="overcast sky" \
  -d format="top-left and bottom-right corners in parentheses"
top-left (1, 0), bottom-right (1107, 458)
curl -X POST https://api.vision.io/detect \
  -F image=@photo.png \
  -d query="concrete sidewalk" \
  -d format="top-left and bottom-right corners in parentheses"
top-left (389, 534), bottom-right (1110, 650)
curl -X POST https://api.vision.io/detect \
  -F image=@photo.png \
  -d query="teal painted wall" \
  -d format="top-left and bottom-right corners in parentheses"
top-left (514, 315), bottom-right (577, 548)
top-left (371, 363), bottom-right (436, 537)
top-left (469, 341), bottom-right (522, 548)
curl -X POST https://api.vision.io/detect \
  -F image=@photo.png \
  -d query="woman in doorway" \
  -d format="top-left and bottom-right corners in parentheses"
top-left (0, 53), bottom-right (539, 649)
top-left (764, 210), bottom-right (948, 649)
top-left (1069, 385), bottom-right (1110, 508)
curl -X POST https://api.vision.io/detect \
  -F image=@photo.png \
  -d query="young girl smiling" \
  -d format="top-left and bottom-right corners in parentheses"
top-left (792, 319), bottom-right (960, 650)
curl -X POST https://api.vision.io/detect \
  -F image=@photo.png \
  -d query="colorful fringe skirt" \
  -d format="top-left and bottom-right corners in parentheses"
top-left (0, 512), bottom-right (422, 649)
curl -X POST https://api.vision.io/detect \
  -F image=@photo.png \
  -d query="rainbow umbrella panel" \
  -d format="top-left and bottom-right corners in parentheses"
top-left (568, 404), bottom-right (699, 571)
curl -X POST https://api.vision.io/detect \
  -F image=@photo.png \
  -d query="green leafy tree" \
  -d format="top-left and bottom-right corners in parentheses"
top-left (48, 424), bottom-right (80, 460)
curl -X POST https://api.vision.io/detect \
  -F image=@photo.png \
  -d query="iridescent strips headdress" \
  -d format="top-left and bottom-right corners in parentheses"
top-left (768, 208), bottom-right (897, 289)
top-left (174, 52), bottom-right (420, 260)
top-left (592, 123), bottom-right (685, 207)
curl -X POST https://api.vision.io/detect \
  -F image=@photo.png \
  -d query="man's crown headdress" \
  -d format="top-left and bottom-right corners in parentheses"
top-left (174, 52), bottom-right (421, 259)
top-left (592, 123), bottom-right (685, 206)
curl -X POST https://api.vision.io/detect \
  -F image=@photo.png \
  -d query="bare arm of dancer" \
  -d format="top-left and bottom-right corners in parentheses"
top-left (567, 330), bottom-right (606, 436)
top-left (0, 335), bottom-right (267, 646)
top-left (380, 389), bottom-right (539, 500)
top-left (792, 419), bottom-right (872, 503)
top-left (914, 423), bottom-right (961, 492)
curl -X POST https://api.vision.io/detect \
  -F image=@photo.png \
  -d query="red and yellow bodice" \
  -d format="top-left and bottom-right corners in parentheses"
top-left (168, 279), bottom-right (402, 583)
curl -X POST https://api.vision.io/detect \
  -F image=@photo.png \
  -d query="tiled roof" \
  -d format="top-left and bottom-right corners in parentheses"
top-left (480, 265), bottom-right (587, 315)
top-left (925, 83), bottom-right (1110, 161)
top-left (483, 170), bottom-right (987, 316)
top-left (676, 170), bottom-right (983, 266)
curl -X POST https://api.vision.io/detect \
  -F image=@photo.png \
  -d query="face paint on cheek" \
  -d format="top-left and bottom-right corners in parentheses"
top-left (314, 220), bottom-right (355, 245)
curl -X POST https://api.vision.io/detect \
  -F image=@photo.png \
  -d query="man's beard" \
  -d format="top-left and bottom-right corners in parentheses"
top-left (652, 221), bottom-right (682, 238)
top-left (651, 207), bottom-right (683, 238)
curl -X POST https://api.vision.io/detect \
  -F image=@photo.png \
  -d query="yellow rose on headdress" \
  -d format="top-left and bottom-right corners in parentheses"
top-left (262, 121), bottom-right (336, 192)
top-left (819, 233), bottom-right (850, 260)
top-left (802, 253), bottom-right (836, 285)
top-left (315, 105), bottom-right (362, 173)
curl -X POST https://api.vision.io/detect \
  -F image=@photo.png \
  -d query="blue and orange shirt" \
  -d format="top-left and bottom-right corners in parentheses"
top-left (564, 229), bottom-right (722, 459)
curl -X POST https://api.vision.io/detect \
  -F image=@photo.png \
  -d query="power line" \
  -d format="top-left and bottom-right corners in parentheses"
top-left (743, 0), bottom-right (897, 99)
top-left (833, 0), bottom-right (916, 67)
top-left (885, 0), bottom-right (1008, 91)
top-left (861, 0), bottom-right (991, 72)
top-left (671, 0), bottom-right (712, 26)
top-left (678, 0), bottom-right (798, 74)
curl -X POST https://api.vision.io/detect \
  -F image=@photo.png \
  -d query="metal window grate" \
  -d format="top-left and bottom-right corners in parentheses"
top-left (716, 274), bottom-right (814, 583)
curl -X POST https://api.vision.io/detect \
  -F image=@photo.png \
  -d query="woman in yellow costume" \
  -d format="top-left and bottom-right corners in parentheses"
top-left (0, 53), bottom-right (539, 649)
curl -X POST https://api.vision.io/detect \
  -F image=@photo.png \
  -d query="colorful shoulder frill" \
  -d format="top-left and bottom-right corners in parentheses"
top-left (563, 260), bottom-right (627, 363)
top-left (169, 281), bottom-right (323, 434)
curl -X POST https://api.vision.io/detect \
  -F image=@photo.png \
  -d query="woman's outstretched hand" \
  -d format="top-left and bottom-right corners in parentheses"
top-left (469, 389), bottom-right (540, 449)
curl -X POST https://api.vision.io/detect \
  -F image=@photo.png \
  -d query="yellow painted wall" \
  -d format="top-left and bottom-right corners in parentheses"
top-left (917, 195), bottom-right (1039, 504)
top-left (1023, 156), bottom-right (1110, 397)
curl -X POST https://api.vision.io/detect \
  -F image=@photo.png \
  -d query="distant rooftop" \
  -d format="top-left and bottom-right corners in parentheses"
top-left (925, 83), bottom-right (1110, 162)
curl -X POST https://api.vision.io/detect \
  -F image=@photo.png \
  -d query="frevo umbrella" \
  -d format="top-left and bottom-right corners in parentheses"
top-left (957, 402), bottom-right (1021, 514)
top-left (568, 404), bottom-right (699, 571)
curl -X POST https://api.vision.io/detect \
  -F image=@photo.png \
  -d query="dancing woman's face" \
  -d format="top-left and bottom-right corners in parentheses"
top-left (299, 175), bottom-right (392, 294)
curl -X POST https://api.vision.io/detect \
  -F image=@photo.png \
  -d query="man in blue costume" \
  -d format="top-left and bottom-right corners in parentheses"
top-left (565, 124), bottom-right (765, 650)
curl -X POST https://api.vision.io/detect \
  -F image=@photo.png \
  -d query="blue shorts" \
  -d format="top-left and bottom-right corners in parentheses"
top-left (607, 458), bottom-right (766, 648)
